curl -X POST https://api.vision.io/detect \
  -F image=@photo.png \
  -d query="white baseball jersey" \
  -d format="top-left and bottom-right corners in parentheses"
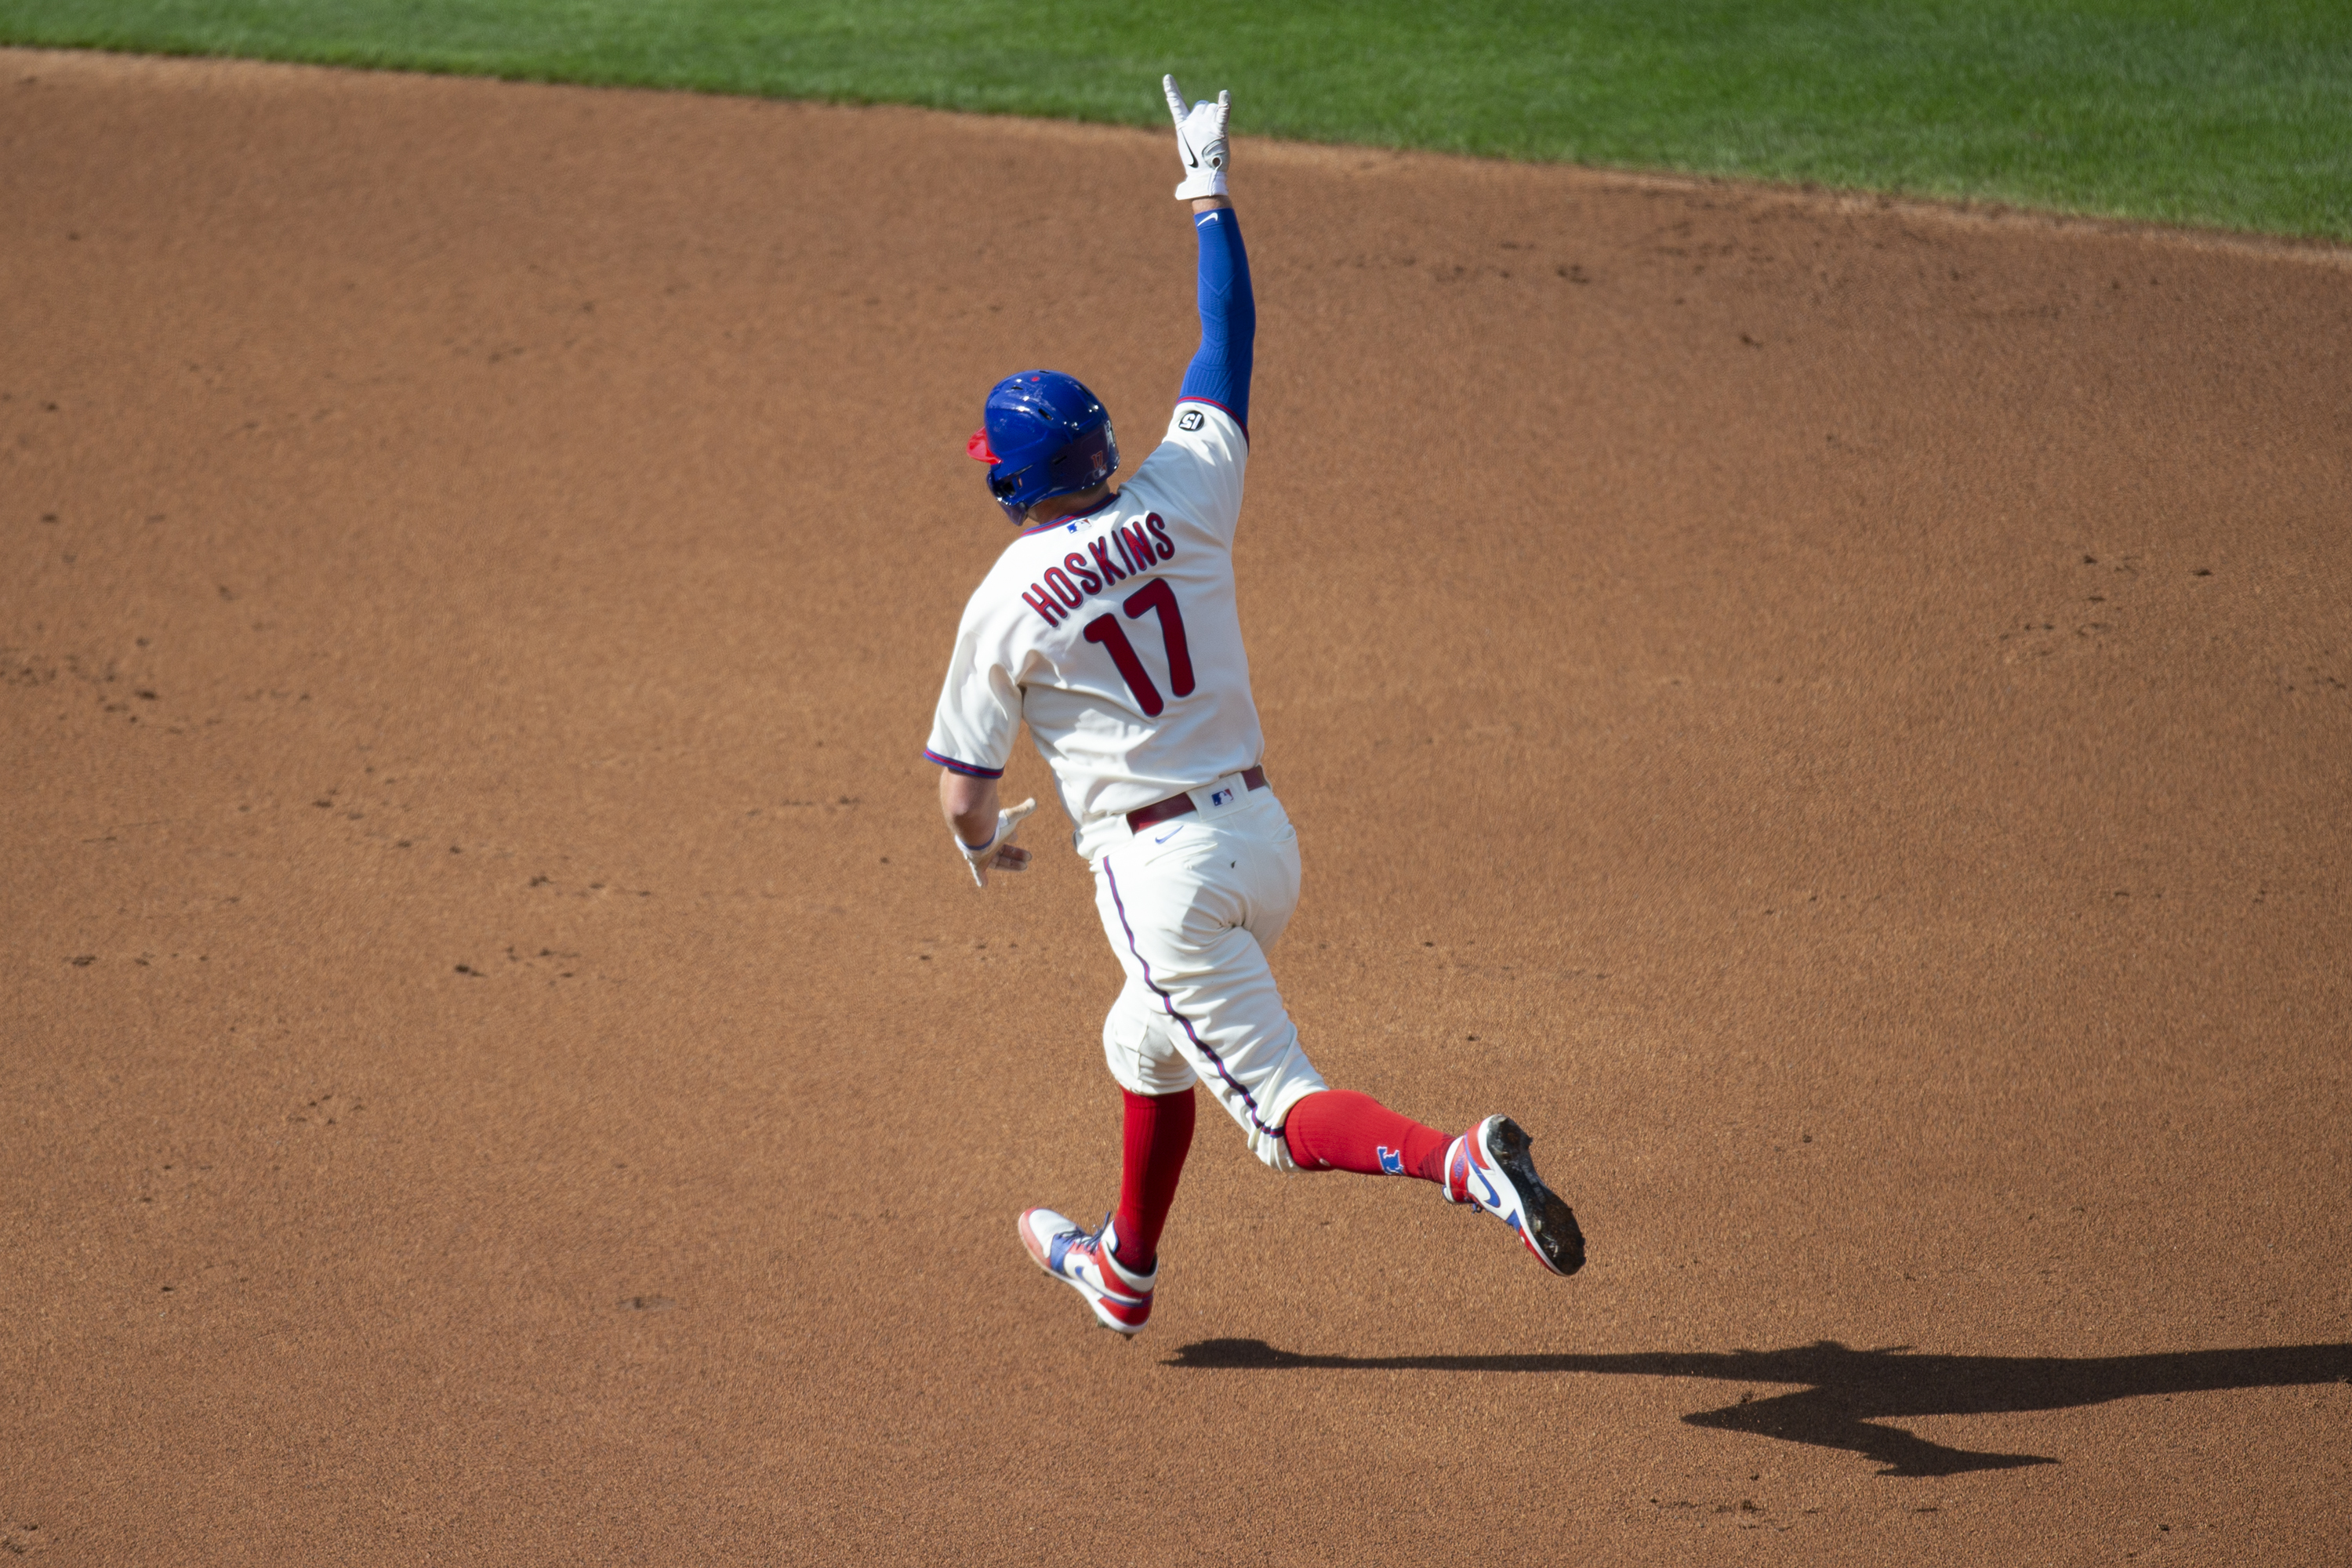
top-left (925, 401), bottom-right (1261, 856)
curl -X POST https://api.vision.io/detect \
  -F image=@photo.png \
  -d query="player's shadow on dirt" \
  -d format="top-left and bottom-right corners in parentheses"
top-left (1165, 1338), bottom-right (2352, 1476)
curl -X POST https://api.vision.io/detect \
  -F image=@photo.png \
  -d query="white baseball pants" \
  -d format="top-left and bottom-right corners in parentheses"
top-left (1090, 781), bottom-right (1327, 1171)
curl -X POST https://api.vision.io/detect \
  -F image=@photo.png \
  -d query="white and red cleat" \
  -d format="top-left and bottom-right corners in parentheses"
top-left (1018, 1208), bottom-right (1157, 1334)
top-left (1441, 1115), bottom-right (1586, 1276)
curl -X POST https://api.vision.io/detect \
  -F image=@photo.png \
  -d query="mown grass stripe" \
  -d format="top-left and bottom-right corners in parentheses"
top-left (2, 1), bottom-right (2345, 239)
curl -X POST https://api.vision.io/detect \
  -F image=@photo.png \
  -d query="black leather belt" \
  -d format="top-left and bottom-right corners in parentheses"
top-left (1127, 765), bottom-right (1269, 833)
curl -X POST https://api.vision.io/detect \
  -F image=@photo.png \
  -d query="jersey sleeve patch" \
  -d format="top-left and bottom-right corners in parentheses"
top-left (1142, 403), bottom-right (1248, 549)
top-left (1174, 397), bottom-right (1247, 444)
top-left (924, 748), bottom-right (1004, 779)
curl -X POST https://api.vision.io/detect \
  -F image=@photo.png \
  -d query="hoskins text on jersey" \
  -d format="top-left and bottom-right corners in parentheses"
top-left (1022, 514), bottom-right (1177, 627)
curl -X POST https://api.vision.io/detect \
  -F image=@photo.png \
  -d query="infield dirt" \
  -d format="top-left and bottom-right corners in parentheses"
top-left (5, 47), bottom-right (2349, 1566)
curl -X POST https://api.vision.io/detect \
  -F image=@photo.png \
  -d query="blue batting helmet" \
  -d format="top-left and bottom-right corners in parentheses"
top-left (966, 370), bottom-right (1117, 525)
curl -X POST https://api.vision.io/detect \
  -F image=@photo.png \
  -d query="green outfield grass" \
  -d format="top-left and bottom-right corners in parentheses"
top-left (2, 2), bottom-right (2346, 240)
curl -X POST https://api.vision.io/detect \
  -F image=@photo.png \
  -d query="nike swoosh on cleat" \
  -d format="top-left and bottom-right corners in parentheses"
top-left (1473, 1167), bottom-right (1504, 1210)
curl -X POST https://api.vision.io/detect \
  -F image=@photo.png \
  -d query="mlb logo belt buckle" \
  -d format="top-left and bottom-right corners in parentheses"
top-left (1125, 764), bottom-right (1269, 833)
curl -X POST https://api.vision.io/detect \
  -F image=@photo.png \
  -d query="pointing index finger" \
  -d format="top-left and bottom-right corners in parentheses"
top-left (1163, 74), bottom-right (1189, 126)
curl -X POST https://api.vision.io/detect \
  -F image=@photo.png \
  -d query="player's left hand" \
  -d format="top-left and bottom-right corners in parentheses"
top-left (1163, 75), bottom-right (1230, 201)
top-left (957, 797), bottom-right (1038, 888)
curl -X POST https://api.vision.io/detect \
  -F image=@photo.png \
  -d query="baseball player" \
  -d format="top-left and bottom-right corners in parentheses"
top-left (925, 78), bottom-right (1584, 1334)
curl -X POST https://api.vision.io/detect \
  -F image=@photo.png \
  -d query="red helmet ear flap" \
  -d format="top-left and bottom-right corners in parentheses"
top-left (967, 428), bottom-right (1000, 463)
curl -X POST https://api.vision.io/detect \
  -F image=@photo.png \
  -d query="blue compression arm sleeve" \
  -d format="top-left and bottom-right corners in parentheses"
top-left (1177, 206), bottom-right (1255, 430)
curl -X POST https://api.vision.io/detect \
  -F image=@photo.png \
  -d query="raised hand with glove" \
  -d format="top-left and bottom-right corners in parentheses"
top-left (1163, 74), bottom-right (1230, 201)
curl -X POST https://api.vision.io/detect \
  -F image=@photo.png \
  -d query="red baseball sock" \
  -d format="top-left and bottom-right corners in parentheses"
top-left (1282, 1089), bottom-right (1454, 1182)
top-left (1111, 1087), bottom-right (1195, 1273)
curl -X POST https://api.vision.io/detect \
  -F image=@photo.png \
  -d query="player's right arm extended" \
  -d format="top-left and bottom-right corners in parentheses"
top-left (1178, 202), bottom-right (1254, 431)
top-left (1163, 76), bottom-right (1254, 431)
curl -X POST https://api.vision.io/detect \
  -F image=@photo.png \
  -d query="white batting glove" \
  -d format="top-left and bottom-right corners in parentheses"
top-left (956, 797), bottom-right (1038, 888)
top-left (1163, 75), bottom-right (1230, 200)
